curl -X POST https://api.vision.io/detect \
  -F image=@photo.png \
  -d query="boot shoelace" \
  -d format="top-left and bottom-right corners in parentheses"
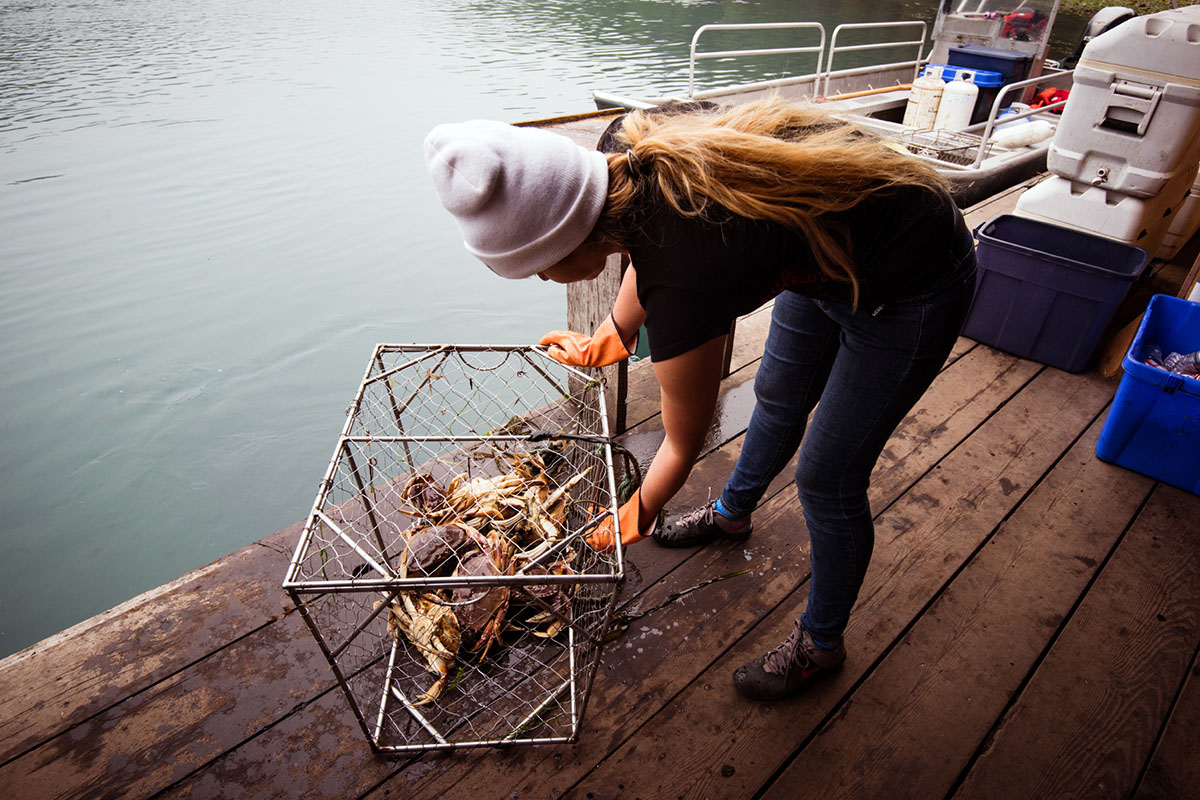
top-left (675, 500), bottom-right (716, 530)
top-left (763, 619), bottom-right (812, 676)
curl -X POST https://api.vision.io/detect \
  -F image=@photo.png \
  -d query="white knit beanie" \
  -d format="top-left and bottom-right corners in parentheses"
top-left (423, 120), bottom-right (610, 278)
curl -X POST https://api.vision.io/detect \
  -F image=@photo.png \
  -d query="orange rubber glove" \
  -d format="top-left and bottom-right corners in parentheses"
top-left (587, 489), bottom-right (655, 552)
top-left (539, 315), bottom-right (636, 368)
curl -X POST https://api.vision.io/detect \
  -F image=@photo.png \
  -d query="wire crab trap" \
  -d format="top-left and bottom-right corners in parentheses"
top-left (897, 128), bottom-right (993, 167)
top-left (283, 344), bottom-right (626, 753)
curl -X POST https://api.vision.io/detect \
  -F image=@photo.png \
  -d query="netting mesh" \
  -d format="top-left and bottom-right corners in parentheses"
top-left (284, 345), bottom-right (624, 752)
top-left (898, 128), bottom-right (993, 166)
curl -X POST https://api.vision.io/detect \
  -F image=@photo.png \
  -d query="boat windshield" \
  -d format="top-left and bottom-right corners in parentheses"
top-left (940, 0), bottom-right (1058, 47)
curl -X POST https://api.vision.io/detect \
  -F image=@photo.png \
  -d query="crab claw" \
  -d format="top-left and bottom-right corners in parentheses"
top-left (413, 672), bottom-right (449, 707)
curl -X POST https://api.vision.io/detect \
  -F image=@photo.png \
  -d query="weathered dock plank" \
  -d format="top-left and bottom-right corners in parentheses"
top-left (0, 527), bottom-right (297, 768)
top-left (1135, 654), bottom-right (1200, 800)
top-left (952, 483), bottom-right (1200, 800)
top-left (159, 683), bottom-right (393, 800)
top-left (0, 608), bottom-right (330, 800)
top-left (758, 413), bottom-right (1156, 799)
top-left (563, 367), bottom-right (1117, 800)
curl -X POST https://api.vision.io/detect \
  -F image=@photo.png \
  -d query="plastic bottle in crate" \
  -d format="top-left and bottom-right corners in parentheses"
top-left (1163, 350), bottom-right (1200, 375)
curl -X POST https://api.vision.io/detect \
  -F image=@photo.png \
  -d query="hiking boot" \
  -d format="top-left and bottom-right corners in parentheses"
top-left (733, 619), bottom-right (846, 701)
top-left (651, 499), bottom-right (752, 548)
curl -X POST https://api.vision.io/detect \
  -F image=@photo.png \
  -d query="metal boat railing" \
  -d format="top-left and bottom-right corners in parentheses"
top-left (614, 19), bottom-right (1074, 178)
top-left (688, 22), bottom-right (826, 98)
top-left (841, 68), bottom-right (1074, 173)
top-left (687, 20), bottom-right (927, 100)
top-left (965, 68), bottom-right (1074, 167)
top-left (822, 21), bottom-right (928, 97)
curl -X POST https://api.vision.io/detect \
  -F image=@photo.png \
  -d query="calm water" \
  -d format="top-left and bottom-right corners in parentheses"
top-left (0, 0), bottom-right (1087, 658)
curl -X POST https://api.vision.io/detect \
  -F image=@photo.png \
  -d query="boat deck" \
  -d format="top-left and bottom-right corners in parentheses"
top-left (2, 150), bottom-right (1199, 799)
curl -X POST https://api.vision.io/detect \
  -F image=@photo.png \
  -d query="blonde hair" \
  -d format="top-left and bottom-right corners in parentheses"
top-left (598, 97), bottom-right (949, 307)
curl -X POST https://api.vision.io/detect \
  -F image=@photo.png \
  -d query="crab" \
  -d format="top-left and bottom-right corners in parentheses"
top-left (517, 557), bottom-right (577, 639)
top-left (452, 529), bottom-right (518, 661)
top-left (383, 592), bottom-right (462, 706)
top-left (399, 472), bottom-right (450, 518)
top-left (400, 523), bottom-right (472, 578)
top-left (403, 452), bottom-right (590, 546)
top-left (384, 449), bottom-right (592, 676)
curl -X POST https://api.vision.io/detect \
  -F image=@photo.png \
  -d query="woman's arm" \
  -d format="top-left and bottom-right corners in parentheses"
top-left (610, 259), bottom-right (646, 350)
top-left (591, 261), bottom-right (723, 540)
top-left (636, 334), bottom-right (727, 525)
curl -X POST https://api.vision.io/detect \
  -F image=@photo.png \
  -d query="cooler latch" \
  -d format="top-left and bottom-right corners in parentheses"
top-left (1099, 80), bottom-right (1162, 136)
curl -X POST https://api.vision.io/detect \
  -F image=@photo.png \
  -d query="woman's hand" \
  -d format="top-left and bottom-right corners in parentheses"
top-left (539, 265), bottom-right (645, 368)
top-left (586, 489), bottom-right (653, 551)
top-left (539, 315), bottom-right (635, 367)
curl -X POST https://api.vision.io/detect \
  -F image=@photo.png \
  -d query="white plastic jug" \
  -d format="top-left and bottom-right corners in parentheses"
top-left (903, 67), bottom-right (945, 129)
top-left (934, 72), bottom-right (979, 131)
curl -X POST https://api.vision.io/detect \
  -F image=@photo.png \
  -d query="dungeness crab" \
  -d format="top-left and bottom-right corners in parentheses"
top-left (380, 448), bottom-right (591, 705)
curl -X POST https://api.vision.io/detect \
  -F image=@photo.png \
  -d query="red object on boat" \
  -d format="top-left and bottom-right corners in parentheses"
top-left (1002, 11), bottom-right (1049, 42)
top-left (1031, 87), bottom-right (1071, 112)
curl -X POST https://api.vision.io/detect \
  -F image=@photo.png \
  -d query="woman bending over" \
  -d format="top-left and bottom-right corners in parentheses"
top-left (424, 98), bottom-right (976, 701)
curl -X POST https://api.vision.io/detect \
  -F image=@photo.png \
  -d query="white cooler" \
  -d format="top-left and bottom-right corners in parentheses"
top-left (1047, 6), bottom-right (1200, 199)
top-left (1014, 162), bottom-right (1199, 257)
top-left (1157, 169), bottom-right (1200, 260)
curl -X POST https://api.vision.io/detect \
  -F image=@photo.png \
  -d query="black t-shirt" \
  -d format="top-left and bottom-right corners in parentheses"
top-left (599, 109), bottom-right (969, 362)
top-left (627, 185), bottom-right (967, 361)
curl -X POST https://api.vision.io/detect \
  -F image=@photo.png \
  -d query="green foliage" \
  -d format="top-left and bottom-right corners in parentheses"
top-left (1062, 0), bottom-right (1179, 15)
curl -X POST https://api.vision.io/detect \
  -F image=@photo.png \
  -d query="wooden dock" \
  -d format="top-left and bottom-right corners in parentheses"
top-left (3, 151), bottom-right (1199, 798)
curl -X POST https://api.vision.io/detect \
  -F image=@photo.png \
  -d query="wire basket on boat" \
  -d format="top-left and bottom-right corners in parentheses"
top-left (898, 128), bottom-right (993, 167)
top-left (283, 344), bottom-right (625, 752)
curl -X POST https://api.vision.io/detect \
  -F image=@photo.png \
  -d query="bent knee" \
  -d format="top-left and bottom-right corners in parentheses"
top-left (795, 459), bottom-right (870, 513)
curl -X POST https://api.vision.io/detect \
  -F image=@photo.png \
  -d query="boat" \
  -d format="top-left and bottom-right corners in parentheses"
top-left (589, 1), bottom-right (1127, 207)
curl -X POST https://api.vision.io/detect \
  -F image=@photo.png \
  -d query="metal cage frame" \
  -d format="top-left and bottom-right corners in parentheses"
top-left (283, 344), bottom-right (626, 752)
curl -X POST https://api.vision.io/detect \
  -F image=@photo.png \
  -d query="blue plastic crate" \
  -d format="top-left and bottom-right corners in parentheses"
top-left (921, 64), bottom-right (1004, 87)
top-left (1096, 294), bottom-right (1200, 495)
top-left (964, 215), bottom-right (1150, 372)
top-left (947, 44), bottom-right (1035, 123)
top-left (948, 44), bottom-right (1032, 85)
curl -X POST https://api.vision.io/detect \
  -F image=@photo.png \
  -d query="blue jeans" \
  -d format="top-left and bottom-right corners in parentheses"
top-left (719, 247), bottom-right (977, 644)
